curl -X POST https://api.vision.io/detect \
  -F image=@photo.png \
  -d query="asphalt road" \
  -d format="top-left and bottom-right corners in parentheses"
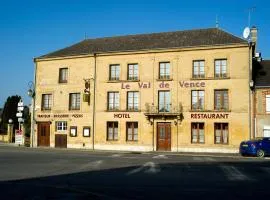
top-left (0, 146), bottom-right (270, 200)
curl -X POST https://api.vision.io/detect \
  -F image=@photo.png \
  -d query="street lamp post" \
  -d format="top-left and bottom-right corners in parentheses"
top-left (27, 81), bottom-right (35, 147)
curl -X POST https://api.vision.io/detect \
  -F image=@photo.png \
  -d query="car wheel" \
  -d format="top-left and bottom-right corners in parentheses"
top-left (256, 149), bottom-right (265, 158)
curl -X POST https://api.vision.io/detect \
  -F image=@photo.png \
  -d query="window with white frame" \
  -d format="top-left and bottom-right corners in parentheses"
top-left (41, 94), bottom-right (52, 110)
top-left (109, 64), bottom-right (120, 80)
top-left (266, 95), bottom-right (270, 113)
top-left (108, 92), bottom-right (120, 110)
top-left (191, 90), bottom-right (204, 110)
top-left (193, 60), bottom-right (205, 78)
top-left (159, 62), bottom-right (170, 80)
top-left (215, 59), bottom-right (227, 78)
top-left (158, 91), bottom-right (171, 112)
top-left (69, 93), bottom-right (80, 110)
top-left (128, 64), bottom-right (139, 80)
top-left (127, 91), bottom-right (139, 111)
top-left (56, 121), bottom-right (67, 131)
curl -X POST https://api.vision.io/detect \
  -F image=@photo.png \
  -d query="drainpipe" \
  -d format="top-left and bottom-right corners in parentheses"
top-left (92, 53), bottom-right (97, 150)
top-left (31, 61), bottom-right (37, 147)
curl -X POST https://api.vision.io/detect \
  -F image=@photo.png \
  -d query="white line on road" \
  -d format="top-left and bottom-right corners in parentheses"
top-left (126, 162), bottom-right (160, 175)
top-left (220, 165), bottom-right (251, 181)
top-left (152, 154), bottom-right (168, 159)
top-left (260, 167), bottom-right (270, 174)
top-left (79, 160), bottom-right (104, 170)
top-left (193, 157), bottom-right (204, 161)
top-left (111, 154), bottom-right (121, 157)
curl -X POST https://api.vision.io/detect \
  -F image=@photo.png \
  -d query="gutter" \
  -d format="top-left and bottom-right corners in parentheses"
top-left (92, 53), bottom-right (97, 150)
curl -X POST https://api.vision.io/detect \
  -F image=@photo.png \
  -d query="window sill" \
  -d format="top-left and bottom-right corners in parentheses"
top-left (107, 80), bottom-right (122, 83)
top-left (156, 79), bottom-right (173, 81)
top-left (58, 81), bottom-right (68, 84)
top-left (69, 109), bottom-right (80, 111)
top-left (189, 110), bottom-right (231, 112)
top-left (214, 143), bottom-right (229, 145)
top-left (126, 79), bottom-right (140, 82)
top-left (41, 109), bottom-right (52, 112)
top-left (106, 109), bottom-right (141, 112)
top-left (190, 77), bottom-right (230, 80)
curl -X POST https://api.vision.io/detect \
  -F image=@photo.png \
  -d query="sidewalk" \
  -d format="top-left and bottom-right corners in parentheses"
top-left (0, 143), bottom-right (241, 157)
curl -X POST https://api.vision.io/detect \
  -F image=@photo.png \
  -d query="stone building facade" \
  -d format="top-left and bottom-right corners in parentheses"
top-left (33, 28), bottom-right (254, 153)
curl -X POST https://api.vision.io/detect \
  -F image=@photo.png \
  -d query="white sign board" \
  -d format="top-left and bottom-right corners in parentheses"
top-left (18, 102), bottom-right (24, 107)
top-left (15, 130), bottom-right (23, 145)
top-left (17, 107), bottom-right (24, 111)
top-left (16, 112), bottom-right (23, 117)
top-left (18, 118), bottom-right (24, 123)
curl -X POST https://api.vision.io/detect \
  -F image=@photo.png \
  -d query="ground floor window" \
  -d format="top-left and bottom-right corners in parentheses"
top-left (263, 126), bottom-right (270, 137)
top-left (191, 123), bottom-right (204, 143)
top-left (107, 122), bottom-right (118, 141)
top-left (56, 121), bottom-right (67, 131)
top-left (126, 122), bottom-right (138, 141)
top-left (214, 123), bottom-right (229, 144)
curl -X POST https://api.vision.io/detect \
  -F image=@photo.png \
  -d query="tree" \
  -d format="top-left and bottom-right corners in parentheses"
top-left (0, 95), bottom-right (21, 131)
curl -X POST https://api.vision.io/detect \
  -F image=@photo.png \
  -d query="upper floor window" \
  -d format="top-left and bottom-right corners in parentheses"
top-left (128, 64), bottom-right (138, 80)
top-left (41, 94), bottom-right (52, 110)
top-left (59, 68), bottom-right (68, 83)
top-left (126, 122), bottom-right (138, 141)
top-left (69, 93), bottom-right (80, 110)
top-left (127, 91), bottom-right (139, 111)
top-left (214, 123), bottom-right (229, 144)
top-left (158, 91), bottom-right (171, 112)
top-left (193, 60), bottom-right (205, 78)
top-left (191, 90), bottom-right (204, 110)
top-left (159, 62), bottom-right (170, 80)
top-left (214, 90), bottom-right (228, 110)
top-left (266, 95), bottom-right (270, 113)
top-left (109, 64), bottom-right (120, 81)
top-left (108, 92), bottom-right (119, 111)
top-left (215, 59), bottom-right (227, 78)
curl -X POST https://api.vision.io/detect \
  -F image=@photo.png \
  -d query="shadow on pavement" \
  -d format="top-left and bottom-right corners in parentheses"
top-left (0, 161), bottom-right (270, 200)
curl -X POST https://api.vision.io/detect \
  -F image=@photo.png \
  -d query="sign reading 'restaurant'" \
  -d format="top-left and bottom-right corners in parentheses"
top-left (191, 113), bottom-right (229, 119)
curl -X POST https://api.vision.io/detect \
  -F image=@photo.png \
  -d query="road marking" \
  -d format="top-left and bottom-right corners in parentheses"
top-left (205, 157), bottom-right (215, 161)
top-left (193, 157), bottom-right (204, 161)
top-left (111, 154), bottom-right (121, 157)
top-left (261, 167), bottom-right (270, 174)
top-left (152, 154), bottom-right (168, 159)
top-left (264, 157), bottom-right (270, 160)
top-left (220, 165), bottom-right (250, 181)
top-left (79, 160), bottom-right (103, 170)
top-left (126, 162), bottom-right (160, 175)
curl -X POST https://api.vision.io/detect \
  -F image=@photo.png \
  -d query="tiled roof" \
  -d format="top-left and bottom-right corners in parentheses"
top-left (37, 28), bottom-right (247, 59)
top-left (254, 60), bottom-right (270, 87)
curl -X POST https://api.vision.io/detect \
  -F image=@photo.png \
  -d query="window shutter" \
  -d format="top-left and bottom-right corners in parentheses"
top-left (266, 95), bottom-right (270, 112)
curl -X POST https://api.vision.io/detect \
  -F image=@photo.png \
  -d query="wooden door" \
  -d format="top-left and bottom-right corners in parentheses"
top-left (55, 134), bottom-right (67, 148)
top-left (37, 122), bottom-right (50, 147)
top-left (157, 123), bottom-right (171, 151)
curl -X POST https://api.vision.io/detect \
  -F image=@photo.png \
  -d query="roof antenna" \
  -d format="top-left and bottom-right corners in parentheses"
top-left (215, 15), bottom-right (219, 28)
top-left (248, 6), bottom-right (256, 27)
top-left (84, 32), bottom-right (87, 40)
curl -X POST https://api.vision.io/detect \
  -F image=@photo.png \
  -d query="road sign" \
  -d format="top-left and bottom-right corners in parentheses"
top-left (18, 118), bottom-right (24, 123)
top-left (15, 130), bottom-right (23, 145)
top-left (17, 107), bottom-right (24, 111)
top-left (16, 112), bottom-right (23, 118)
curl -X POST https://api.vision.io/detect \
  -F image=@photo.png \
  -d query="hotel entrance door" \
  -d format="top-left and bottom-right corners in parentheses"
top-left (157, 123), bottom-right (171, 151)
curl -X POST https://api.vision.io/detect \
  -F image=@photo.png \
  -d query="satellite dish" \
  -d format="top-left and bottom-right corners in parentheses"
top-left (243, 27), bottom-right (250, 39)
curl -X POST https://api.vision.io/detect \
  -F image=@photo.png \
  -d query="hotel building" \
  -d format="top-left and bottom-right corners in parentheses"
top-left (33, 28), bottom-right (254, 153)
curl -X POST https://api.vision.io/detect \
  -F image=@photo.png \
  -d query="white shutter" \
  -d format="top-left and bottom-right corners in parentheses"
top-left (266, 95), bottom-right (270, 112)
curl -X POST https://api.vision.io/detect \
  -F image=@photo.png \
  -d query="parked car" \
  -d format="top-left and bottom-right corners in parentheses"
top-left (239, 137), bottom-right (270, 157)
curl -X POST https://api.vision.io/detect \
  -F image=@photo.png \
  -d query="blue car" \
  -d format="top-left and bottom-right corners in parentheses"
top-left (239, 137), bottom-right (270, 157)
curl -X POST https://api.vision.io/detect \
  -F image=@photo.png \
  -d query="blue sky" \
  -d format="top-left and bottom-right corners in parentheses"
top-left (0, 0), bottom-right (269, 107)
